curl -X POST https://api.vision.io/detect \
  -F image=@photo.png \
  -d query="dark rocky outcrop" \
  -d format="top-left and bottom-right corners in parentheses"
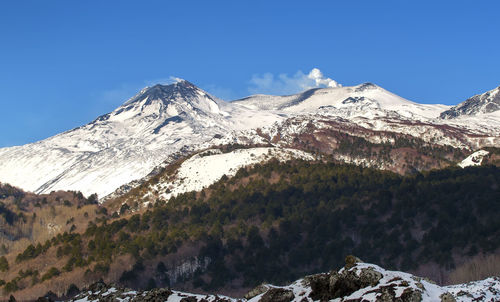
top-left (440, 292), bottom-right (457, 302)
top-left (61, 257), bottom-right (497, 301)
top-left (259, 288), bottom-right (295, 302)
top-left (307, 256), bottom-right (388, 301)
top-left (244, 284), bottom-right (269, 299)
top-left (440, 85), bottom-right (500, 119)
top-left (69, 282), bottom-right (173, 302)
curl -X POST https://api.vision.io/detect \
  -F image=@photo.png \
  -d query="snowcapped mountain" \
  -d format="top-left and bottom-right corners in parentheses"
top-left (0, 80), bottom-right (280, 198)
top-left (0, 79), bottom-right (499, 199)
top-left (237, 83), bottom-right (500, 153)
top-left (237, 83), bottom-right (500, 146)
top-left (440, 85), bottom-right (500, 119)
top-left (235, 82), bottom-right (449, 119)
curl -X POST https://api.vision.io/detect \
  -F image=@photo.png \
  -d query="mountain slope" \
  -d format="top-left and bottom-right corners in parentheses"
top-left (3, 162), bottom-right (500, 300)
top-left (235, 82), bottom-right (449, 119)
top-left (0, 80), bottom-right (499, 199)
top-left (0, 80), bottom-right (280, 198)
top-left (440, 85), bottom-right (500, 119)
top-left (135, 147), bottom-right (315, 204)
top-left (235, 83), bottom-right (500, 152)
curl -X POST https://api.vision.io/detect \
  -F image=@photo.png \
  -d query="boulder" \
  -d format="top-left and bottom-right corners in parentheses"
top-left (358, 267), bottom-right (383, 286)
top-left (141, 288), bottom-right (173, 301)
top-left (440, 292), bottom-right (456, 302)
top-left (400, 288), bottom-right (423, 302)
top-left (307, 273), bottom-right (331, 301)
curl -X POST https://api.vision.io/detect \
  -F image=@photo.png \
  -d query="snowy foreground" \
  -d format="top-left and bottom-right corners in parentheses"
top-left (71, 261), bottom-right (500, 302)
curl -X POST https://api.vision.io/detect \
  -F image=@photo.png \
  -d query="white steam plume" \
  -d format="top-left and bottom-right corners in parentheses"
top-left (248, 68), bottom-right (341, 95)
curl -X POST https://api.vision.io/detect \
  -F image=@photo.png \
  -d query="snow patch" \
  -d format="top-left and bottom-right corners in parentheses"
top-left (458, 150), bottom-right (490, 168)
top-left (152, 147), bottom-right (315, 202)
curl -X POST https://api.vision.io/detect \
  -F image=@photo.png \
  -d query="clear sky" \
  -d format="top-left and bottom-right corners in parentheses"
top-left (1, 0), bottom-right (499, 147)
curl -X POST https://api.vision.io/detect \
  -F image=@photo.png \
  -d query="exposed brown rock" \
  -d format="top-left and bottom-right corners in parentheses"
top-left (259, 288), bottom-right (294, 302)
top-left (244, 284), bottom-right (269, 299)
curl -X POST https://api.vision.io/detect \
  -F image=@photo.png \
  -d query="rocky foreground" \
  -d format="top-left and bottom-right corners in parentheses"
top-left (59, 257), bottom-right (500, 302)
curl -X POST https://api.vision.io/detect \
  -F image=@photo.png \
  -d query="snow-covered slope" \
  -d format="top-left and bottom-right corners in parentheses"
top-left (235, 83), bottom-right (449, 119)
top-left (447, 277), bottom-right (500, 302)
top-left (70, 261), bottom-right (500, 302)
top-left (0, 80), bottom-right (499, 199)
top-left (458, 150), bottom-right (490, 168)
top-left (129, 147), bottom-right (315, 204)
top-left (441, 85), bottom-right (500, 119)
top-left (0, 80), bottom-right (281, 197)
top-left (237, 84), bottom-right (500, 151)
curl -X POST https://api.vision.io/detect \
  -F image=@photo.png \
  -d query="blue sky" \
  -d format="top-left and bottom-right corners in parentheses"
top-left (1, 0), bottom-right (499, 147)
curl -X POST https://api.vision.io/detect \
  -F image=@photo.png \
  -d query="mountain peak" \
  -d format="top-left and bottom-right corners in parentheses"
top-left (142, 79), bottom-right (197, 96)
top-left (440, 85), bottom-right (500, 119)
top-left (85, 78), bottom-right (229, 131)
top-left (122, 79), bottom-right (204, 107)
top-left (151, 78), bottom-right (195, 89)
top-left (354, 82), bottom-right (378, 92)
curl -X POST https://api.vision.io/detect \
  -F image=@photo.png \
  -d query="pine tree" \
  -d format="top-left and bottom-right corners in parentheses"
top-left (0, 256), bottom-right (9, 271)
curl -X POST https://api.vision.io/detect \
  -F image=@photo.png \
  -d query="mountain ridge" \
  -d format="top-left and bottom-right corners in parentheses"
top-left (0, 81), bottom-right (276, 197)
top-left (0, 80), bottom-right (499, 198)
top-left (440, 85), bottom-right (500, 119)
top-left (233, 82), bottom-right (450, 119)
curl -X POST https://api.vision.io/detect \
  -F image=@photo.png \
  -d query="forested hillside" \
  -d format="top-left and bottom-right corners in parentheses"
top-left (2, 161), bottom-right (499, 299)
